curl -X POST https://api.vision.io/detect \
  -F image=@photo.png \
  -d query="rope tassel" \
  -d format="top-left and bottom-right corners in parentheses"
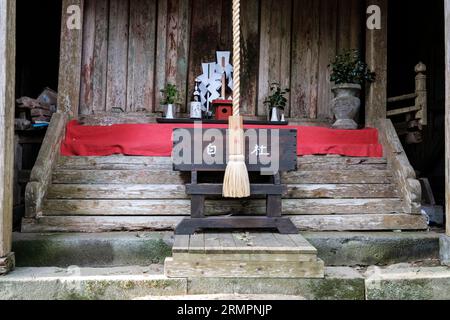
top-left (223, 0), bottom-right (251, 198)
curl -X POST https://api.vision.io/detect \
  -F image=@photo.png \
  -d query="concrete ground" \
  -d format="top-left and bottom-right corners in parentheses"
top-left (0, 264), bottom-right (449, 300)
top-left (3, 230), bottom-right (449, 300)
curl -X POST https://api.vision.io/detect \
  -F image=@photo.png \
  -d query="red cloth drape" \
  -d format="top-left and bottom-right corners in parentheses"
top-left (61, 121), bottom-right (383, 158)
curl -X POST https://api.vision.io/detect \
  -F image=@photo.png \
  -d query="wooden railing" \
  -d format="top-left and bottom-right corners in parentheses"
top-left (25, 113), bottom-right (68, 218)
top-left (387, 62), bottom-right (427, 144)
top-left (377, 119), bottom-right (422, 215)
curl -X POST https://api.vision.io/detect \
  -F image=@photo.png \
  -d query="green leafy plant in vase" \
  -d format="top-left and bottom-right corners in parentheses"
top-left (264, 83), bottom-right (290, 122)
top-left (329, 49), bottom-right (375, 129)
top-left (160, 83), bottom-right (181, 119)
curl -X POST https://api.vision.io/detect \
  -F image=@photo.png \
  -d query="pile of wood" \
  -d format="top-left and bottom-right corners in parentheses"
top-left (15, 88), bottom-right (57, 130)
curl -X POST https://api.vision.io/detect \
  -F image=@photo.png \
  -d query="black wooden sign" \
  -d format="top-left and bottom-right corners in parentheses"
top-left (172, 128), bottom-right (298, 173)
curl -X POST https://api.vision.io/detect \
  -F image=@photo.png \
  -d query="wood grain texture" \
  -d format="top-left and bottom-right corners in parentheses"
top-left (0, 0), bottom-right (15, 258)
top-left (162, 0), bottom-right (190, 112)
top-left (58, 0), bottom-right (84, 116)
top-left (91, 0), bottom-right (109, 113)
top-left (79, 0), bottom-right (96, 115)
top-left (52, 169), bottom-right (189, 184)
top-left (46, 184), bottom-right (187, 200)
top-left (74, 0), bottom-right (366, 119)
top-left (106, 0), bottom-right (129, 111)
top-left (188, 0), bottom-right (226, 111)
top-left (240, 0), bottom-right (259, 115)
top-left (317, 0), bottom-right (338, 121)
top-left (165, 257), bottom-right (325, 278)
top-left (46, 183), bottom-right (397, 200)
top-left (282, 170), bottom-right (394, 184)
top-left (258, 0), bottom-right (292, 117)
top-left (127, 0), bottom-right (157, 112)
top-left (291, 0), bottom-right (320, 119)
top-left (21, 214), bottom-right (428, 233)
top-left (365, 0), bottom-right (388, 126)
top-left (377, 119), bottom-right (422, 214)
top-left (40, 198), bottom-right (404, 216)
top-left (446, 0), bottom-right (450, 236)
top-left (26, 113), bottom-right (68, 218)
top-left (57, 155), bottom-right (387, 170)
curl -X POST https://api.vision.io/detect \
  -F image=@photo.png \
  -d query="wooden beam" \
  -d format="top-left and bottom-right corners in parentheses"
top-left (0, 0), bottom-right (16, 274)
top-left (445, 0), bottom-right (450, 236)
top-left (58, 0), bottom-right (84, 117)
top-left (365, 0), bottom-right (388, 127)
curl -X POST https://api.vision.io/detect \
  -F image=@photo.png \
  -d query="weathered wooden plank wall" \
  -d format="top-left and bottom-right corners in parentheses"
top-left (79, 0), bottom-right (364, 120)
top-left (0, 0), bottom-right (16, 271)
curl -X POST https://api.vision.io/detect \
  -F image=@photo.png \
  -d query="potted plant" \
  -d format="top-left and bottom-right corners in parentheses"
top-left (329, 49), bottom-right (376, 129)
top-left (264, 83), bottom-right (290, 122)
top-left (160, 83), bottom-right (181, 119)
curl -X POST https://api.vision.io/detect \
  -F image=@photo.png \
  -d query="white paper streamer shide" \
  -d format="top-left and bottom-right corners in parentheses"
top-left (196, 51), bottom-right (234, 112)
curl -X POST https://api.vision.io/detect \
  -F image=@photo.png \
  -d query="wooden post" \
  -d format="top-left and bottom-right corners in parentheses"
top-left (0, 0), bottom-right (16, 275)
top-left (445, 0), bottom-right (450, 237)
top-left (365, 0), bottom-right (388, 127)
top-left (415, 62), bottom-right (427, 126)
top-left (58, 0), bottom-right (84, 117)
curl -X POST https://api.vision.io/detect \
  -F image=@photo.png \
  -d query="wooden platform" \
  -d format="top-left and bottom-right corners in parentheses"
top-left (164, 233), bottom-right (325, 279)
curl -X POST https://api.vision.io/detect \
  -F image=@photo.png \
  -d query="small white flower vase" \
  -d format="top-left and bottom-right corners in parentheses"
top-left (281, 113), bottom-right (286, 122)
top-left (166, 104), bottom-right (175, 119)
top-left (271, 107), bottom-right (279, 122)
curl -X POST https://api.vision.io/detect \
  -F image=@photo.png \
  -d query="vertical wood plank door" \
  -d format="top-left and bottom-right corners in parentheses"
top-left (77, 0), bottom-right (365, 121)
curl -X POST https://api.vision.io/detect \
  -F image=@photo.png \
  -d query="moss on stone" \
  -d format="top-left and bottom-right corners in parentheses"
top-left (366, 279), bottom-right (432, 300)
top-left (307, 279), bottom-right (365, 300)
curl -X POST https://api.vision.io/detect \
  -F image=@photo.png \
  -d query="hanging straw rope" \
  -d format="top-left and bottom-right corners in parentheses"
top-left (232, 0), bottom-right (241, 117)
top-left (223, 0), bottom-right (251, 198)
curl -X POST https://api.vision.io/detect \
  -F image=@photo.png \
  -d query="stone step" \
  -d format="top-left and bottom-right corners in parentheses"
top-left (46, 183), bottom-right (399, 200)
top-left (0, 266), bottom-right (365, 300)
top-left (12, 231), bottom-right (440, 268)
top-left (3, 265), bottom-right (449, 300)
top-left (22, 214), bottom-right (428, 233)
top-left (41, 198), bottom-right (406, 216)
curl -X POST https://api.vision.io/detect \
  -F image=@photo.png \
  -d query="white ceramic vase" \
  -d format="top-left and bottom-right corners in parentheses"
top-left (270, 107), bottom-right (279, 122)
top-left (166, 104), bottom-right (175, 119)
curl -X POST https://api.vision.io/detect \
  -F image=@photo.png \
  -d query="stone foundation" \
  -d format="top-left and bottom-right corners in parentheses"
top-left (440, 235), bottom-right (450, 266)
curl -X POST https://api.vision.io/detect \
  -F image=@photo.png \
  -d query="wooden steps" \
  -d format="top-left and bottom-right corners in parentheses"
top-left (41, 198), bottom-right (405, 216)
top-left (164, 233), bottom-right (325, 278)
top-left (22, 214), bottom-right (428, 233)
top-left (47, 183), bottom-right (399, 200)
top-left (22, 155), bottom-right (429, 233)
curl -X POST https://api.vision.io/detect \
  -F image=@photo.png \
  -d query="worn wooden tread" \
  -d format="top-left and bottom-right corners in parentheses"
top-left (283, 170), bottom-right (394, 184)
top-left (47, 184), bottom-right (188, 199)
top-left (173, 233), bottom-right (317, 254)
top-left (41, 198), bottom-right (405, 216)
top-left (57, 155), bottom-right (388, 171)
top-left (46, 183), bottom-right (399, 200)
top-left (52, 170), bottom-right (189, 184)
top-left (21, 214), bottom-right (429, 233)
top-left (164, 257), bottom-right (325, 279)
top-left (52, 169), bottom-right (393, 185)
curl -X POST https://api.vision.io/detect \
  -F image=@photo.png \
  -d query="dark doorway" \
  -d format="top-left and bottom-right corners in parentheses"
top-left (14, 0), bottom-right (62, 230)
top-left (16, 0), bottom-right (62, 98)
top-left (388, 0), bottom-right (446, 205)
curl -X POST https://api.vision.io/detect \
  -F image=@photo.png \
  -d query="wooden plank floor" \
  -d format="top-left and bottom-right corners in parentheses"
top-left (173, 232), bottom-right (317, 255)
top-left (166, 232), bottom-right (325, 279)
